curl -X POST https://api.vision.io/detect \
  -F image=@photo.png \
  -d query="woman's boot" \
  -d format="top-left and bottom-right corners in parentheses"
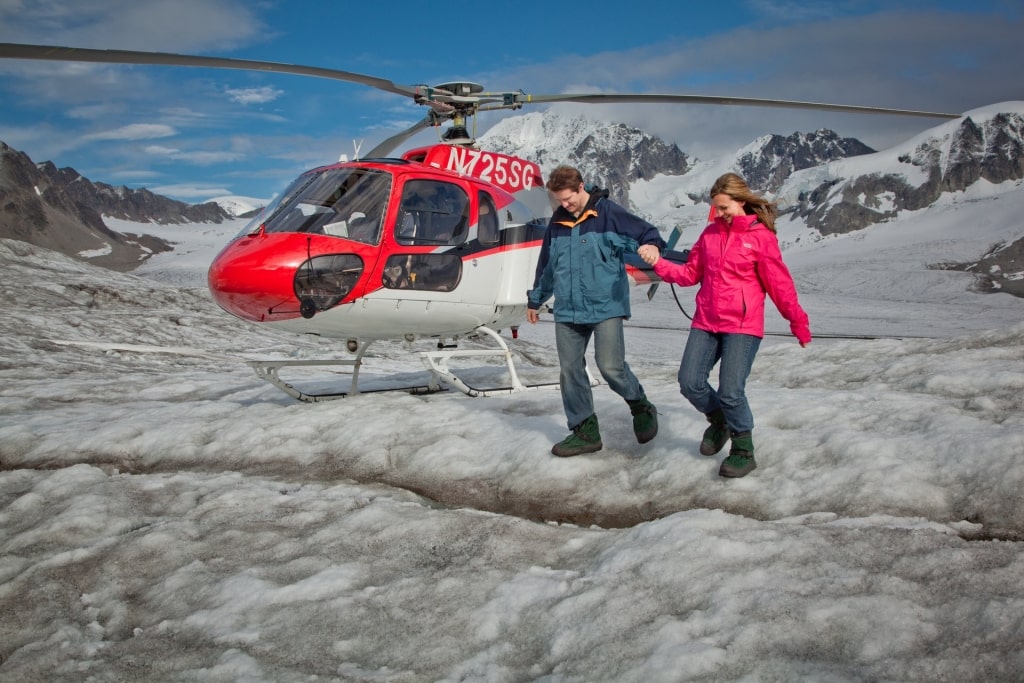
top-left (719, 431), bottom-right (756, 477)
top-left (700, 407), bottom-right (730, 455)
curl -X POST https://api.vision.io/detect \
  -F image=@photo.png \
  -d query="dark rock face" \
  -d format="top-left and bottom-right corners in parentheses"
top-left (569, 122), bottom-right (691, 207)
top-left (38, 162), bottom-right (230, 225)
top-left (737, 129), bottom-right (875, 194)
top-left (790, 113), bottom-right (1024, 235)
top-left (932, 235), bottom-right (1024, 297)
top-left (0, 140), bottom-right (230, 270)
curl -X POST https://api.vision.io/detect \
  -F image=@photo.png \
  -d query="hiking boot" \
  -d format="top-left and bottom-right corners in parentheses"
top-left (719, 431), bottom-right (756, 478)
top-left (699, 407), bottom-right (729, 456)
top-left (627, 396), bottom-right (658, 444)
top-left (552, 414), bottom-right (603, 457)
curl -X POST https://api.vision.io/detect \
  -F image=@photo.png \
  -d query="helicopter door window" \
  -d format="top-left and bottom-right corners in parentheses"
top-left (395, 179), bottom-right (469, 246)
top-left (382, 253), bottom-right (462, 292)
top-left (478, 192), bottom-right (499, 245)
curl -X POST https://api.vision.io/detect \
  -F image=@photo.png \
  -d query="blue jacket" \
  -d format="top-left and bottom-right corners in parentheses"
top-left (527, 188), bottom-right (665, 324)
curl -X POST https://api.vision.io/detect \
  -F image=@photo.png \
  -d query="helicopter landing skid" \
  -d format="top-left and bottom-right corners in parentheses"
top-left (416, 325), bottom-right (559, 398)
top-left (247, 327), bottom-right (559, 401)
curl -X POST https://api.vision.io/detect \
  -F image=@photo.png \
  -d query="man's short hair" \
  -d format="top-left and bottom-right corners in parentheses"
top-left (546, 165), bottom-right (584, 193)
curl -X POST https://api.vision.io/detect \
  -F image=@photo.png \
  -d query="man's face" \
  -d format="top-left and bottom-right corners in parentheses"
top-left (552, 184), bottom-right (587, 215)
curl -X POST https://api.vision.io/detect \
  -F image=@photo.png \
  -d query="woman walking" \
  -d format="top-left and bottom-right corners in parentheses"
top-left (638, 173), bottom-right (811, 477)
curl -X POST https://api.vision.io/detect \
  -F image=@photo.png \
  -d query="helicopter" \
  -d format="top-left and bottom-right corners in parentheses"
top-left (0, 43), bottom-right (961, 400)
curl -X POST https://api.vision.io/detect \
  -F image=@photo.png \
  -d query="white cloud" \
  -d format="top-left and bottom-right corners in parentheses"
top-left (226, 86), bottom-right (284, 105)
top-left (149, 183), bottom-right (232, 199)
top-left (143, 144), bottom-right (243, 165)
top-left (0, 0), bottom-right (266, 52)
top-left (83, 123), bottom-right (177, 141)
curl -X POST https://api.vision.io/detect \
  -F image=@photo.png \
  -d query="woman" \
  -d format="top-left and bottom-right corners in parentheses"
top-left (638, 173), bottom-right (811, 477)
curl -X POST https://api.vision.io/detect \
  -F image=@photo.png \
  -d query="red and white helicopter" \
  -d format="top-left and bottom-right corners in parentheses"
top-left (0, 43), bottom-right (960, 400)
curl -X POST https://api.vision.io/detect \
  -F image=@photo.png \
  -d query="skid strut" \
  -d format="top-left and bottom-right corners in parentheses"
top-left (247, 326), bottom-right (558, 402)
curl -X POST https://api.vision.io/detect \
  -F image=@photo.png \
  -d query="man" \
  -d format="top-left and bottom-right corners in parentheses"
top-left (527, 165), bottom-right (666, 457)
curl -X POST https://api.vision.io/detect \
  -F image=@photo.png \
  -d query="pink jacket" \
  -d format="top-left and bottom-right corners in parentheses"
top-left (653, 214), bottom-right (811, 343)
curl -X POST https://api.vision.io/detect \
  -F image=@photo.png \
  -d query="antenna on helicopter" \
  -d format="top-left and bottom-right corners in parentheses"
top-left (352, 139), bottom-right (364, 161)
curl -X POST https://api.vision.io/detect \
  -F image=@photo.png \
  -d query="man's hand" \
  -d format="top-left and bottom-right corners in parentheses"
top-left (526, 308), bottom-right (540, 324)
top-left (638, 244), bottom-right (660, 265)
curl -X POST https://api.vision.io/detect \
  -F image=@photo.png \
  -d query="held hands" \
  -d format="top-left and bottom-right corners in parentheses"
top-left (637, 244), bottom-right (661, 266)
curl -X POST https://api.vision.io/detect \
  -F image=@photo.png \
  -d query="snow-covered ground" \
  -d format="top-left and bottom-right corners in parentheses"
top-left (1, 182), bottom-right (1023, 680)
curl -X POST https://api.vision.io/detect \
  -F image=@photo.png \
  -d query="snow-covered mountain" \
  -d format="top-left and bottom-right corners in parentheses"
top-left (776, 103), bottom-right (1024, 232)
top-left (0, 141), bottom-right (236, 270)
top-left (479, 112), bottom-right (691, 207)
top-left (207, 195), bottom-right (269, 219)
top-left (481, 112), bottom-right (879, 214)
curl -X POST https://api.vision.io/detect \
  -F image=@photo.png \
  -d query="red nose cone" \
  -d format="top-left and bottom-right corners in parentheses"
top-left (207, 233), bottom-right (306, 322)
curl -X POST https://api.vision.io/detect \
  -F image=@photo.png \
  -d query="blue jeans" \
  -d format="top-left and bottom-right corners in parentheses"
top-left (678, 328), bottom-right (761, 434)
top-left (555, 318), bottom-right (645, 428)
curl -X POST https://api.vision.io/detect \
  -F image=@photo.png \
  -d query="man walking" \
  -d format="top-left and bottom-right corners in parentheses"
top-left (527, 165), bottom-right (666, 456)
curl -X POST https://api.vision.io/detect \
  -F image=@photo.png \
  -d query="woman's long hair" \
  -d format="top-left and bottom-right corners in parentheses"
top-left (710, 173), bottom-right (777, 233)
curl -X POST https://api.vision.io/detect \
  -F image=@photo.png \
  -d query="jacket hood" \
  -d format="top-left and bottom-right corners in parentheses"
top-left (583, 186), bottom-right (609, 212)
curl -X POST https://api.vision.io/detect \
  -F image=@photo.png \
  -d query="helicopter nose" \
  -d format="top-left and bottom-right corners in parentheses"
top-left (207, 233), bottom-right (367, 322)
top-left (207, 236), bottom-right (297, 322)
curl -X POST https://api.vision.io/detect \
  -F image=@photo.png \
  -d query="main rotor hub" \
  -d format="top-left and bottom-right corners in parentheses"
top-left (434, 82), bottom-right (484, 97)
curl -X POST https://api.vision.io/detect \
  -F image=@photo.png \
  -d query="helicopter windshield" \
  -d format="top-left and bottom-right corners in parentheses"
top-left (253, 168), bottom-right (392, 244)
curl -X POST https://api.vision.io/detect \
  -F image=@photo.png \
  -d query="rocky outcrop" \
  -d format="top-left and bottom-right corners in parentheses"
top-left (788, 113), bottom-right (1024, 234)
top-left (736, 129), bottom-right (875, 194)
top-left (0, 140), bottom-right (231, 270)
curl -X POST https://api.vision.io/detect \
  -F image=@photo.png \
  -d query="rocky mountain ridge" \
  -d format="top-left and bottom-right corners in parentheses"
top-left (0, 141), bottom-right (231, 270)
top-left (478, 113), bottom-right (878, 211)
top-left (479, 113), bottom-right (690, 207)
top-left (784, 110), bottom-right (1024, 235)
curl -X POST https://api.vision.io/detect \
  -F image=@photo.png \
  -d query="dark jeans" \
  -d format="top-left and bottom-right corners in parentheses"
top-left (678, 328), bottom-right (761, 433)
top-left (555, 318), bottom-right (645, 428)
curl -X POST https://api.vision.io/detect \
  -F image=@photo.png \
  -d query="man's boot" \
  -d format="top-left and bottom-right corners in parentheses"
top-left (627, 396), bottom-right (658, 444)
top-left (719, 431), bottom-right (756, 478)
top-left (699, 407), bottom-right (730, 456)
top-left (552, 414), bottom-right (603, 457)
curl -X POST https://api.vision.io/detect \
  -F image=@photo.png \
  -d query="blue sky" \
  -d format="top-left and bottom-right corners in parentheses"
top-left (0, 0), bottom-right (1021, 203)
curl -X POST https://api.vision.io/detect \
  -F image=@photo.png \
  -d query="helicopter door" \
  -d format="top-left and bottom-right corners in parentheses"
top-left (383, 179), bottom-right (468, 292)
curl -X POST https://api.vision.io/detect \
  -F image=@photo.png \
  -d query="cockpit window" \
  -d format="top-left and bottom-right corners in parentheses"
top-left (395, 179), bottom-right (469, 246)
top-left (234, 173), bottom-right (317, 239)
top-left (255, 168), bottom-right (392, 244)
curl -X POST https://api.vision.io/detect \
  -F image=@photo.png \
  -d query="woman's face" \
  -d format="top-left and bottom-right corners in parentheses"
top-left (711, 193), bottom-right (745, 223)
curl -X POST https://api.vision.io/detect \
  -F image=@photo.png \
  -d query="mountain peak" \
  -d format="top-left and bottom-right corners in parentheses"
top-left (0, 141), bottom-right (233, 270)
top-left (480, 111), bottom-right (690, 207)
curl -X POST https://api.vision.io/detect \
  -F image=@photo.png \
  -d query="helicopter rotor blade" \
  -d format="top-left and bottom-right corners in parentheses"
top-left (0, 42), bottom-right (421, 100)
top-left (363, 115), bottom-right (436, 159)
top-left (514, 92), bottom-right (960, 119)
top-left (0, 43), bottom-right (961, 121)
top-left (0, 40), bottom-right (962, 161)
